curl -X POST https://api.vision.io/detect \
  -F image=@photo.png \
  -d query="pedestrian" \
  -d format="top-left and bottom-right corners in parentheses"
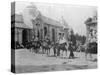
top-left (68, 41), bottom-right (74, 59)
top-left (68, 30), bottom-right (75, 59)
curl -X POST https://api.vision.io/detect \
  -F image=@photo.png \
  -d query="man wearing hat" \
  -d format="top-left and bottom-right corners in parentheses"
top-left (68, 30), bottom-right (76, 59)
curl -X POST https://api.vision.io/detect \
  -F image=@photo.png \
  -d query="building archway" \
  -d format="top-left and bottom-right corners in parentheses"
top-left (11, 28), bottom-right (15, 49)
top-left (22, 29), bottom-right (28, 44)
top-left (44, 27), bottom-right (47, 37)
top-left (52, 28), bottom-right (55, 42)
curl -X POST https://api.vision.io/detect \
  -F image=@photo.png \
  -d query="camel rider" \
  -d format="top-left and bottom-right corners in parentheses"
top-left (58, 33), bottom-right (66, 45)
top-left (34, 36), bottom-right (38, 41)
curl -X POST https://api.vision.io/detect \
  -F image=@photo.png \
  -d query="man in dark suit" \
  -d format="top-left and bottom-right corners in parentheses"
top-left (68, 30), bottom-right (76, 59)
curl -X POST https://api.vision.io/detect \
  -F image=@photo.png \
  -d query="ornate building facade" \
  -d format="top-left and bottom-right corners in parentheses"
top-left (85, 14), bottom-right (97, 44)
top-left (32, 13), bottom-right (65, 43)
top-left (11, 14), bottom-right (33, 48)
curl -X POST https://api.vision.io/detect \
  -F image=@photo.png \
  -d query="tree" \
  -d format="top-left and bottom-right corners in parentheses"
top-left (74, 33), bottom-right (86, 45)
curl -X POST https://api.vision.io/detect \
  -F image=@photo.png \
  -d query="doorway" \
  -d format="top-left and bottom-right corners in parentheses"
top-left (22, 29), bottom-right (28, 44)
top-left (44, 27), bottom-right (47, 37)
top-left (52, 28), bottom-right (55, 43)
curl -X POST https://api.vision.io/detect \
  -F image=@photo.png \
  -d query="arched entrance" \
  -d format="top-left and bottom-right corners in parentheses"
top-left (11, 28), bottom-right (15, 49)
top-left (22, 29), bottom-right (28, 44)
top-left (52, 28), bottom-right (55, 42)
top-left (37, 30), bottom-right (40, 39)
top-left (44, 27), bottom-right (47, 37)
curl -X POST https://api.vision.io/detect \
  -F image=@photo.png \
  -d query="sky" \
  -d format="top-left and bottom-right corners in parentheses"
top-left (15, 1), bottom-right (97, 36)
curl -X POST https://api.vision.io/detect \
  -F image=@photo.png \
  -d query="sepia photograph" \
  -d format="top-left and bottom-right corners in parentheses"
top-left (11, 1), bottom-right (97, 73)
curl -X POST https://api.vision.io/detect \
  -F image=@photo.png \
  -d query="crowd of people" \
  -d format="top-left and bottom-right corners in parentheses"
top-left (19, 30), bottom-right (77, 59)
top-left (14, 30), bottom-right (97, 60)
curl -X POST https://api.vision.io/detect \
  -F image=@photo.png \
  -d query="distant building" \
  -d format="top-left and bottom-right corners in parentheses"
top-left (85, 14), bottom-right (97, 44)
top-left (11, 14), bottom-right (33, 48)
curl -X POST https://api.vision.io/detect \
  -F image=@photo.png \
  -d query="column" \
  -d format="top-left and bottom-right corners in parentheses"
top-left (18, 29), bottom-right (22, 44)
top-left (86, 25), bottom-right (90, 44)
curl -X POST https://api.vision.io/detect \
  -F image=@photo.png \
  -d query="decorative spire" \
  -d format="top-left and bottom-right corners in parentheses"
top-left (61, 16), bottom-right (69, 29)
top-left (26, 3), bottom-right (39, 20)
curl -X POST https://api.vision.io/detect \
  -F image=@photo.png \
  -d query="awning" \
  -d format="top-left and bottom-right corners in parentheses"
top-left (12, 22), bottom-right (32, 29)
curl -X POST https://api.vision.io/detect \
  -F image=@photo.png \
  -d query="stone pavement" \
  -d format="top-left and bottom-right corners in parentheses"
top-left (14, 49), bottom-right (97, 73)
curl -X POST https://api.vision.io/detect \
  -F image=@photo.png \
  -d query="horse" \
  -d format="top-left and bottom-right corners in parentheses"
top-left (27, 39), bottom-right (42, 54)
top-left (53, 42), bottom-right (68, 57)
top-left (41, 39), bottom-right (52, 55)
top-left (33, 40), bottom-right (42, 53)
